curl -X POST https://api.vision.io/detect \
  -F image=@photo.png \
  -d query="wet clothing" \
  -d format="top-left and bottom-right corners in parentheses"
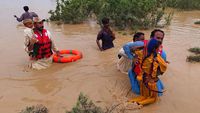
top-left (24, 28), bottom-right (57, 55)
top-left (24, 28), bottom-right (58, 70)
top-left (129, 53), bottom-right (167, 105)
top-left (118, 48), bottom-right (127, 59)
top-left (128, 50), bottom-right (167, 95)
top-left (117, 48), bottom-right (131, 74)
top-left (128, 39), bottom-right (167, 106)
top-left (16, 12), bottom-right (38, 22)
top-left (28, 56), bottom-right (53, 70)
top-left (97, 28), bottom-right (114, 50)
top-left (117, 41), bottom-right (144, 74)
top-left (128, 39), bottom-right (167, 96)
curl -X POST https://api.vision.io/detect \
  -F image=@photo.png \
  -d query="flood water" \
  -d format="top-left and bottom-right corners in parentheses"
top-left (0, 0), bottom-right (200, 113)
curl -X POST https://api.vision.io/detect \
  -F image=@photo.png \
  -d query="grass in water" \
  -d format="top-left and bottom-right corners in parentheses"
top-left (188, 47), bottom-right (200, 54)
top-left (187, 47), bottom-right (200, 62)
top-left (194, 21), bottom-right (200, 25)
top-left (19, 104), bottom-right (48, 113)
top-left (66, 93), bottom-right (104, 113)
top-left (187, 55), bottom-right (200, 62)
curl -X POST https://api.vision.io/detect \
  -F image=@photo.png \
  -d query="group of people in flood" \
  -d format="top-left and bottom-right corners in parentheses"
top-left (15, 6), bottom-right (168, 108)
top-left (126, 30), bottom-right (168, 107)
top-left (95, 17), bottom-right (169, 108)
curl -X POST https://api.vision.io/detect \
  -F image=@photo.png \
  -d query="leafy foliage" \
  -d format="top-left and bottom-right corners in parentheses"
top-left (188, 47), bottom-right (200, 54)
top-left (187, 47), bottom-right (200, 62)
top-left (49, 0), bottom-right (169, 30)
top-left (66, 93), bottom-right (104, 113)
top-left (194, 21), bottom-right (200, 25)
top-left (187, 55), bottom-right (200, 62)
top-left (19, 105), bottom-right (48, 113)
top-left (49, 0), bottom-right (100, 24)
top-left (166, 0), bottom-right (200, 10)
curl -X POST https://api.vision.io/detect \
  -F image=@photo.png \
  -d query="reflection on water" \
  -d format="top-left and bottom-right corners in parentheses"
top-left (0, 0), bottom-right (200, 113)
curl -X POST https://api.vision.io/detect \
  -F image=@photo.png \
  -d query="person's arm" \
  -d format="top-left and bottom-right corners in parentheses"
top-left (131, 46), bottom-right (144, 51)
top-left (111, 32), bottom-right (115, 40)
top-left (123, 41), bottom-right (144, 60)
top-left (96, 40), bottom-right (103, 51)
top-left (96, 31), bottom-right (103, 51)
top-left (108, 27), bottom-right (115, 40)
top-left (15, 14), bottom-right (24, 22)
top-left (123, 42), bottom-right (135, 59)
top-left (24, 29), bottom-right (35, 53)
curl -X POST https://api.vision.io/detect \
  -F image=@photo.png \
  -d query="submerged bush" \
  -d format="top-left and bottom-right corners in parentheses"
top-left (187, 47), bottom-right (200, 62)
top-left (166, 0), bottom-right (200, 10)
top-left (188, 47), bottom-right (200, 54)
top-left (19, 104), bottom-right (48, 113)
top-left (66, 93), bottom-right (104, 113)
top-left (49, 0), bottom-right (102, 24)
top-left (97, 0), bottom-right (167, 30)
top-left (186, 55), bottom-right (200, 62)
top-left (194, 21), bottom-right (200, 25)
top-left (49, 0), bottom-right (169, 30)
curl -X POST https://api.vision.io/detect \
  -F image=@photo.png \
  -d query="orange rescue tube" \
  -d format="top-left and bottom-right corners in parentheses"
top-left (53, 50), bottom-right (82, 63)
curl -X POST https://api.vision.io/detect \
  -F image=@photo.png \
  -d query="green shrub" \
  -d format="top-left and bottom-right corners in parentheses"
top-left (166, 0), bottom-right (200, 10)
top-left (49, 0), bottom-right (102, 24)
top-left (187, 47), bottom-right (200, 62)
top-left (188, 47), bottom-right (200, 54)
top-left (66, 93), bottom-right (104, 113)
top-left (96, 0), bottom-right (167, 30)
top-left (186, 55), bottom-right (200, 62)
top-left (49, 0), bottom-right (169, 30)
top-left (194, 21), bottom-right (200, 25)
top-left (19, 105), bottom-right (48, 113)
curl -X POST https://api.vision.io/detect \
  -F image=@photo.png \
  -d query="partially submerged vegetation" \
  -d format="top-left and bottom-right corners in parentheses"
top-left (166, 0), bottom-right (200, 10)
top-left (19, 94), bottom-right (104, 113)
top-left (66, 93), bottom-right (104, 113)
top-left (19, 93), bottom-right (136, 113)
top-left (19, 104), bottom-right (48, 113)
top-left (187, 55), bottom-right (200, 62)
top-left (194, 21), bottom-right (200, 25)
top-left (187, 47), bottom-right (200, 62)
top-left (49, 0), bottom-right (172, 30)
top-left (188, 47), bottom-right (200, 54)
top-left (49, 0), bottom-right (200, 30)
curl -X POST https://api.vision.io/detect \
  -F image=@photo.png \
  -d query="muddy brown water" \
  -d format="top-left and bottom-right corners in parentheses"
top-left (0, 0), bottom-right (200, 113)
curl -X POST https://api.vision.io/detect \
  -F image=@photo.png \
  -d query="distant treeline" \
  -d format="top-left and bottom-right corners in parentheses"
top-left (49, 0), bottom-right (172, 30)
top-left (49, 0), bottom-right (200, 29)
top-left (166, 0), bottom-right (200, 10)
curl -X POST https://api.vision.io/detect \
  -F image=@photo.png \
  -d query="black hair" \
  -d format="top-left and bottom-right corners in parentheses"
top-left (133, 32), bottom-right (144, 41)
top-left (102, 17), bottom-right (110, 25)
top-left (150, 29), bottom-right (165, 38)
top-left (23, 6), bottom-right (29, 12)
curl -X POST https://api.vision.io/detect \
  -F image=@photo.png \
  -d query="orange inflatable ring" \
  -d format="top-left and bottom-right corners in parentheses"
top-left (53, 50), bottom-right (82, 63)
